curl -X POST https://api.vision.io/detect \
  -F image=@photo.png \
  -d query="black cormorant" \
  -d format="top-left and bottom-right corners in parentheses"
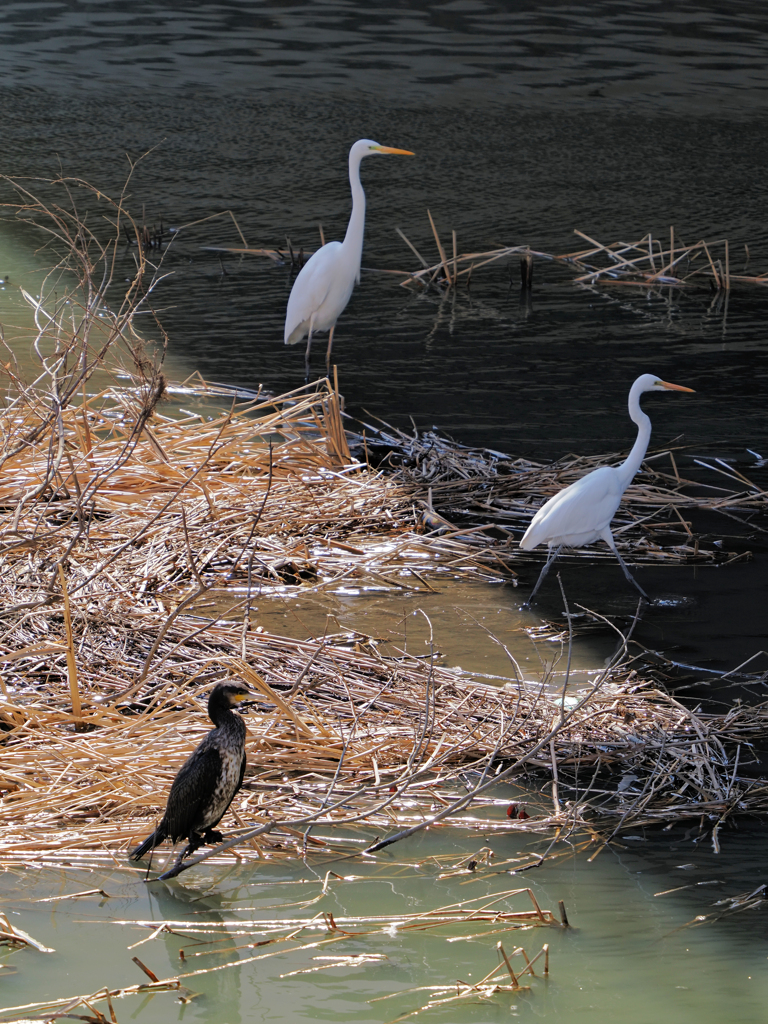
top-left (130, 680), bottom-right (249, 862)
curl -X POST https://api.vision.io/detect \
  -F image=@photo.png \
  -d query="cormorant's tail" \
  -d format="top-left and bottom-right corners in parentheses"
top-left (130, 828), bottom-right (166, 861)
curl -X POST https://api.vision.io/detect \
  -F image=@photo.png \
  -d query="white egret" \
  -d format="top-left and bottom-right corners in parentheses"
top-left (284, 138), bottom-right (415, 378)
top-left (520, 373), bottom-right (695, 602)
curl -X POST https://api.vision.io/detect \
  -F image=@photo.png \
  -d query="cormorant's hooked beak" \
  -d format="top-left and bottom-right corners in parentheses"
top-left (658, 380), bottom-right (695, 392)
top-left (373, 145), bottom-right (415, 156)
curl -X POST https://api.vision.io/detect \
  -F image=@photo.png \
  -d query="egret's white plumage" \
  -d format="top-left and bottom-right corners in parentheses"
top-left (520, 373), bottom-right (695, 601)
top-left (284, 138), bottom-right (414, 376)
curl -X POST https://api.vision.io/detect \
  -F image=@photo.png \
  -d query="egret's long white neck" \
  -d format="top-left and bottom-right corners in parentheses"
top-left (342, 148), bottom-right (366, 284)
top-left (617, 379), bottom-right (652, 489)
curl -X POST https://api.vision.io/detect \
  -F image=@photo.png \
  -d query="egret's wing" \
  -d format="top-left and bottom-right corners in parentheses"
top-left (521, 467), bottom-right (624, 549)
top-left (284, 242), bottom-right (343, 344)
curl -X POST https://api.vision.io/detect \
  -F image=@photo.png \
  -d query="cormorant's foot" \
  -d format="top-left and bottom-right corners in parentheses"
top-left (178, 829), bottom-right (224, 861)
top-left (181, 832), bottom-right (206, 859)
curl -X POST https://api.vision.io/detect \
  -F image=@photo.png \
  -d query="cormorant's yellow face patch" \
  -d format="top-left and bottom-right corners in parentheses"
top-left (231, 692), bottom-right (249, 702)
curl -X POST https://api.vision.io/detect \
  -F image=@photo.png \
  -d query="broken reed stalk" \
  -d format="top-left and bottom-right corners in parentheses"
top-left (496, 941), bottom-right (520, 988)
top-left (427, 209), bottom-right (451, 286)
top-left (324, 365), bottom-right (351, 465)
top-left (210, 199), bottom-right (767, 296)
top-left (520, 250), bottom-right (533, 289)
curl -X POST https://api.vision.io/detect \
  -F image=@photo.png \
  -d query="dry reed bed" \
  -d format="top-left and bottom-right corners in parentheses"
top-left (2, 375), bottom-right (756, 632)
top-left (0, 378), bottom-right (520, 629)
top-left (1, 611), bottom-right (766, 867)
top-left (393, 225), bottom-right (759, 292)
top-left (1, 173), bottom-right (766, 879)
top-left (359, 419), bottom-right (763, 567)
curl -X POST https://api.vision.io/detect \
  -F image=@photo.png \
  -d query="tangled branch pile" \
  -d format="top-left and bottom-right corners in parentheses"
top-left (359, 418), bottom-right (761, 569)
top-left (1, 619), bottom-right (767, 870)
top-left (0, 173), bottom-right (767, 880)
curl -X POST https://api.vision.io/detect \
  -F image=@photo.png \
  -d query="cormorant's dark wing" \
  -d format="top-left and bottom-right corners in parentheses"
top-left (162, 744), bottom-right (223, 842)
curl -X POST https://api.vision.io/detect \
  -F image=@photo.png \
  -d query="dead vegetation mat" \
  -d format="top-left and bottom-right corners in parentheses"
top-left (2, 370), bottom-right (765, 870)
top-left (358, 418), bottom-right (765, 571)
top-left (2, 615), bottom-right (768, 869)
top-left (1, 172), bottom-right (767, 876)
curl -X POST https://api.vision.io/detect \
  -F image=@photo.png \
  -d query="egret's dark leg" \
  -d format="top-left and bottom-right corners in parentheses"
top-left (325, 326), bottom-right (335, 374)
top-left (525, 545), bottom-right (561, 606)
top-left (304, 328), bottom-right (313, 383)
top-left (605, 534), bottom-right (648, 599)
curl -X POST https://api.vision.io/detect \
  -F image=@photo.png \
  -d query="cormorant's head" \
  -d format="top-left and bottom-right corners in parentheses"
top-left (208, 680), bottom-right (250, 716)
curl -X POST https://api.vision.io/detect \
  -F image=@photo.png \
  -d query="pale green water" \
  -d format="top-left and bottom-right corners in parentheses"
top-left (205, 575), bottom-right (621, 690)
top-left (2, 824), bottom-right (768, 1023)
top-left (0, 223), bottom-right (194, 386)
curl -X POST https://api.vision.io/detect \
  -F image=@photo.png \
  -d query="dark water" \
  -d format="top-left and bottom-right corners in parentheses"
top-left (3, 7), bottom-right (768, 460)
top-left (4, 99), bottom-right (768, 458)
top-left (3, 0), bottom-right (768, 113)
top-left (3, 11), bottom-right (768, 667)
top-left (1, 4), bottom-right (768, 1021)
